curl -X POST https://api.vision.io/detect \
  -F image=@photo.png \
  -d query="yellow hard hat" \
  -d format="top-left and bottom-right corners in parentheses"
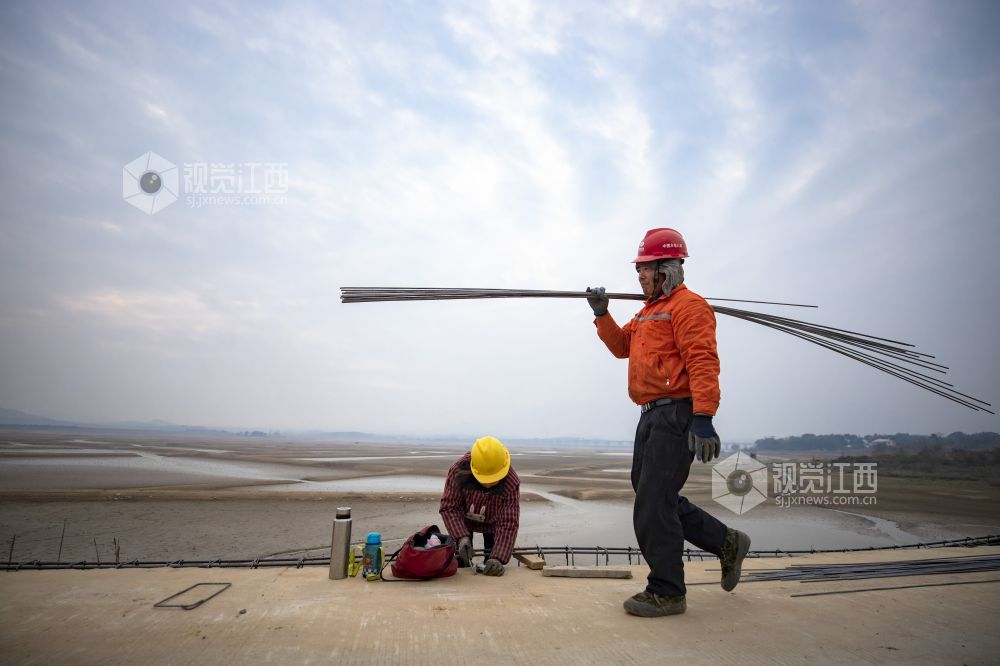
top-left (470, 436), bottom-right (510, 485)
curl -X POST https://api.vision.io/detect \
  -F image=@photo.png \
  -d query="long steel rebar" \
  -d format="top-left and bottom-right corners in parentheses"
top-left (740, 554), bottom-right (1000, 583)
top-left (340, 287), bottom-right (992, 412)
top-left (789, 578), bottom-right (1000, 597)
top-left (715, 308), bottom-right (993, 412)
top-left (341, 287), bottom-right (817, 309)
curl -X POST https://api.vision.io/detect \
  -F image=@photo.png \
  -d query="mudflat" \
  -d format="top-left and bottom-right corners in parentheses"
top-left (1, 430), bottom-right (997, 563)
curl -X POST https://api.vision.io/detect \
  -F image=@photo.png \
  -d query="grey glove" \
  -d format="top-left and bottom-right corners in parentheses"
top-left (688, 414), bottom-right (721, 463)
top-left (586, 286), bottom-right (609, 317)
top-left (482, 558), bottom-right (505, 576)
top-left (457, 536), bottom-right (474, 566)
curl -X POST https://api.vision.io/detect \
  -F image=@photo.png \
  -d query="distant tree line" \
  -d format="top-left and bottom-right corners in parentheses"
top-left (754, 433), bottom-right (865, 451)
top-left (754, 431), bottom-right (1000, 451)
top-left (831, 447), bottom-right (1000, 484)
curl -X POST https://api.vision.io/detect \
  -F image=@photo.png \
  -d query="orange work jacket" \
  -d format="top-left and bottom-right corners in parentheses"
top-left (594, 284), bottom-right (721, 415)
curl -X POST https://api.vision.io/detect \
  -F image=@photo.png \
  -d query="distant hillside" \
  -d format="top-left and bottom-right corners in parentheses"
top-left (0, 407), bottom-right (230, 435)
top-left (297, 432), bottom-right (632, 449)
top-left (755, 431), bottom-right (1000, 451)
top-left (0, 408), bottom-right (631, 448)
top-left (0, 407), bottom-right (77, 427)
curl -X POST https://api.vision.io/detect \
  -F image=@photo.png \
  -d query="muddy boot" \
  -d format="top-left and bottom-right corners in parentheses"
top-left (720, 528), bottom-right (751, 591)
top-left (623, 591), bottom-right (687, 617)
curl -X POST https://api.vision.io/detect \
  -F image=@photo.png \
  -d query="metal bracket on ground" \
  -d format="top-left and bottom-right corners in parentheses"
top-left (153, 582), bottom-right (232, 610)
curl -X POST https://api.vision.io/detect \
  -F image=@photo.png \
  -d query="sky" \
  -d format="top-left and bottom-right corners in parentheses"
top-left (0, 0), bottom-right (998, 442)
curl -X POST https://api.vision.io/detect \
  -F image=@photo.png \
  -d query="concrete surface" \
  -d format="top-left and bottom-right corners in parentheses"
top-left (1, 546), bottom-right (999, 665)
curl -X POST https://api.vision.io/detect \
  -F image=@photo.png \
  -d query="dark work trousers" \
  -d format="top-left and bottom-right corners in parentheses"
top-left (632, 400), bottom-right (728, 597)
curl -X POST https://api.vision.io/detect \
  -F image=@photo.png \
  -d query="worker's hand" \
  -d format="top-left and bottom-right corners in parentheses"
top-left (586, 286), bottom-right (609, 317)
top-left (457, 537), bottom-right (474, 566)
top-left (482, 558), bottom-right (505, 576)
top-left (688, 415), bottom-right (721, 463)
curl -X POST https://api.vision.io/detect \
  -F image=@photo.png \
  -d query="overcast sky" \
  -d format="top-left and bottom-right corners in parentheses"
top-left (0, 1), bottom-right (998, 442)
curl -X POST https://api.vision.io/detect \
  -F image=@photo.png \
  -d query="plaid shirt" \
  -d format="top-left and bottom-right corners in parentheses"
top-left (439, 452), bottom-right (520, 564)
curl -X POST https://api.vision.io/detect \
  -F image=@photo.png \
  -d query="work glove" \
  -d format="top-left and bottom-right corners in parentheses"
top-left (688, 415), bottom-right (721, 463)
top-left (586, 286), bottom-right (609, 317)
top-left (482, 558), bottom-right (505, 576)
top-left (457, 537), bottom-right (474, 567)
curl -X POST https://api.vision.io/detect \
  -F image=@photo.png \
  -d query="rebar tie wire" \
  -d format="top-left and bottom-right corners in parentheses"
top-left (340, 287), bottom-right (992, 412)
top-left (7, 536), bottom-right (996, 571)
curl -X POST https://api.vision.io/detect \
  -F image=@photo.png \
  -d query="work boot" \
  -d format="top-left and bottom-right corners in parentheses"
top-left (623, 591), bottom-right (687, 617)
top-left (720, 528), bottom-right (751, 591)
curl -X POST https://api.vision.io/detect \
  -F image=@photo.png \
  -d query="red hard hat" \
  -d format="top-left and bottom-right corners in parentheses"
top-left (633, 228), bottom-right (689, 262)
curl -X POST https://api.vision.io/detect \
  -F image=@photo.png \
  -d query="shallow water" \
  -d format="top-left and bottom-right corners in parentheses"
top-left (263, 475), bottom-right (445, 493)
top-left (0, 449), bottom-right (121, 455)
top-left (296, 455), bottom-right (458, 463)
top-left (0, 454), bottom-right (309, 488)
top-left (830, 508), bottom-right (922, 543)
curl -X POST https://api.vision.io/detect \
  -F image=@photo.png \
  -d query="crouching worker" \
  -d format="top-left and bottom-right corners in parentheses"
top-left (439, 436), bottom-right (520, 577)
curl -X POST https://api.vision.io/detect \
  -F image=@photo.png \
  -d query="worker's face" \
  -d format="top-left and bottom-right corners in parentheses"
top-left (636, 261), bottom-right (659, 296)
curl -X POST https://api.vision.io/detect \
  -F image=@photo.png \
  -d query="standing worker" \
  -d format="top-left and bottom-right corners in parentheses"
top-left (439, 436), bottom-right (520, 576)
top-left (586, 228), bottom-right (751, 617)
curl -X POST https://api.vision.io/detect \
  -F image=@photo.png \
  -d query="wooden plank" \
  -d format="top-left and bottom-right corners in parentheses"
top-left (542, 566), bottom-right (632, 579)
top-left (513, 554), bottom-right (546, 570)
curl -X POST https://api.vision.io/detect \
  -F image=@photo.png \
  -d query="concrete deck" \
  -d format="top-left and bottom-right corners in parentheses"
top-left (2, 546), bottom-right (998, 664)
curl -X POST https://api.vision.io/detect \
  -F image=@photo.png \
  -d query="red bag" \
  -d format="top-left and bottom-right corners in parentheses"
top-left (384, 525), bottom-right (458, 580)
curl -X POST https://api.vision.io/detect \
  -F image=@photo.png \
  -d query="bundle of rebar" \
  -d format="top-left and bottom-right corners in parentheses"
top-left (341, 287), bottom-right (817, 308)
top-left (741, 553), bottom-right (1000, 583)
top-left (340, 287), bottom-right (993, 413)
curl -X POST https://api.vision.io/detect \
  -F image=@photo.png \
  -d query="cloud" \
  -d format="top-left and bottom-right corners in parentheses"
top-left (0, 0), bottom-right (997, 437)
top-left (61, 289), bottom-right (228, 338)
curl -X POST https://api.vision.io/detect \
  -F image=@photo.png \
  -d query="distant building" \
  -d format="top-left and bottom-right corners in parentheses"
top-left (865, 438), bottom-right (896, 448)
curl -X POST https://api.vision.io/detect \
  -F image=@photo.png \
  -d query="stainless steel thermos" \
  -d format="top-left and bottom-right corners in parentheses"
top-left (328, 506), bottom-right (352, 579)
